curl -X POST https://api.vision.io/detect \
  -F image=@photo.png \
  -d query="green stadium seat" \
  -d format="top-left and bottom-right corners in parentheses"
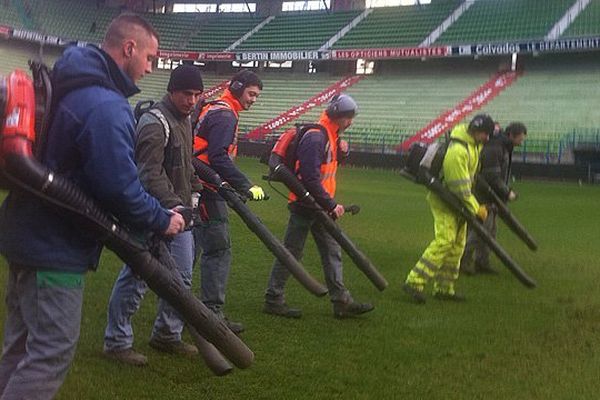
top-left (334, 0), bottom-right (461, 49)
top-left (437, 0), bottom-right (574, 44)
top-left (237, 10), bottom-right (360, 51)
top-left (562, 0), bottom-right (600, 38)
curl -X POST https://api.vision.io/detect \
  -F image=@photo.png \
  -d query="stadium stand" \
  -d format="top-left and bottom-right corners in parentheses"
top-left (184, 13), bottom-right (260, 51)
top-left (258, 60), bottom-right (497, 149)
top-left (143, 12), bottom-right (197, 49)
top-left (26, 0), bottom-right (116, 43)
top-left (236, 73), bottom-right (340, 132)
top-left (562, 0), bottom-right (600, 38)
top-left (437, 0), bottom-right (574, 44)
top-left (129, 68), bottom-right (224, 106)
top-left (236, 10), bottom-right (360, 50)
top-left (0, 0), bottom-right (24, 29)
top-left (478, 53), bottom-right (600, 161)
top-left (333, 0), bottom-right (461, 49)
top-left (2, 0), bottom-right (600, 160)
top-left (0, 40), bottom-right (60, 75)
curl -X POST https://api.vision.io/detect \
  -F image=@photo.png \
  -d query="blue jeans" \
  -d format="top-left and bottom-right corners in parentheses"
top-left (0, 265), bottom-right (84, 400)
top-left (103, 231), bottom-right (194, 351)
top-left (193, 198), bottom-right (231, 313)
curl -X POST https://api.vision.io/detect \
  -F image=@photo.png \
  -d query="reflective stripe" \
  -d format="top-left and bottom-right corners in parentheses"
top-left (413, 265), bottom-right (433, 279)
top-left (193, 101), bottom-right (238, 164)
top-left (37, 271), bottom-right (84, 289)
top-left (418, 257), bottom-right (439, 273)
top-left (288, 113), bottom-right (338, 202)
top-left (147, 108), bottom-right (170, 147)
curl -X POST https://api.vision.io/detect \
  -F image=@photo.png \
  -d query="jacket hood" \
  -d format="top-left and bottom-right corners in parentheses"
top-left (52, 45), bottom-right (140, 100)
top-left (450, 123), bottom-right (476, 145)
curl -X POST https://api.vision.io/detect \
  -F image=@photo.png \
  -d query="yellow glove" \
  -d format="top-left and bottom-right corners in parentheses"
top-left (248, 185), bottom-right (265, 201)
top-left (476, 205), bottom-right (488, 221)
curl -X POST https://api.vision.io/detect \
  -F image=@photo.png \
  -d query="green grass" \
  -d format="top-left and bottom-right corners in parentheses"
top-left (1, 158), bottom-right (599, 399)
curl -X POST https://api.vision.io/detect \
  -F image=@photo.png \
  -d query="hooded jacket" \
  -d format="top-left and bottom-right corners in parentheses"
top-left (0, 45), bottom-right (170, 272)
top-left (439, 123), bottom-right (483, 215)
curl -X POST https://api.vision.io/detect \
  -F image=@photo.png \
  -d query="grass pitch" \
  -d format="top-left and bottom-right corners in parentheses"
top-left (1, 157), bottom-right (599, 399)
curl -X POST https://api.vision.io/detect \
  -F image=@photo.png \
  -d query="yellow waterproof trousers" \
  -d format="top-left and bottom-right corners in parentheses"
top-left (406, 192), bottom-right (467, 295)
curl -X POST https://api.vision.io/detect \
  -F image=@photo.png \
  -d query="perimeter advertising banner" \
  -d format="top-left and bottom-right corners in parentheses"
top-left (330, 46), bottom-right (450, 59)
top-left (0, 25), bottom-right (11, 39)
top-left (454, 37), bottom-right (600, 56)
top-left (2, 22), bottom-right (600, 61)
top-left (157, 50), bottom-right (236, 61)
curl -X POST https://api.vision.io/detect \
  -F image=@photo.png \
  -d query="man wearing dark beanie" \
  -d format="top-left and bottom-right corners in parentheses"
top-left (103, 64), bottom-right (204, 366)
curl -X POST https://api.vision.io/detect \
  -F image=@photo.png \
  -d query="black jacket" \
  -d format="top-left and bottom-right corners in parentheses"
top-left (478, 133), bottom-right (514, 202)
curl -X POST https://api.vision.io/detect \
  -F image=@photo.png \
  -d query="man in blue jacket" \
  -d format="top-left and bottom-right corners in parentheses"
top-left (0, 14), bottom-right (184, 400)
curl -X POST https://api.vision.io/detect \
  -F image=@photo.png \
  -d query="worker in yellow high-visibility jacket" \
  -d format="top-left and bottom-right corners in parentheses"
top-left (403, 114), bottom-right (495, 304)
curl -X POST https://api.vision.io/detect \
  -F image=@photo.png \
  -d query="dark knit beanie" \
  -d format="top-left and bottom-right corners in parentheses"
top-left (167, 64), bottom-right (204, 92)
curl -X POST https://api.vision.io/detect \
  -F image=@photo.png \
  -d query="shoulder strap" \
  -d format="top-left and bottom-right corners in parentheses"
top-left (137, 107), bottom-right (171, 148)
top-left (193, 99), bottom-right (231, 138)
top-left (297, 123), bottom-right (328, 146)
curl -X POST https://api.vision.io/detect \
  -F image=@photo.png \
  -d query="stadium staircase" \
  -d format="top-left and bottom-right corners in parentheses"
top-left (236, 10), bottom-right (360, 51)
top-left (319, 9), bottom-right (372, 51)
top-left (184, 14), bottom-right (260, 51)
top-left (332, 0), bottom-right (462, 49)
top-left (436, 0), bottom-right (575, 44)
top-left (226, 16), bottom-right (274, 51)
top-left (245, 75), bottom-right (364, 140)
top-left (420, 0), bottom-right (478, 47)
top-left (201, 80), bottom-right (229, 100)
top-left (545, 0), bottom-right (592, 40)
top-left (562, 0), bottom-right (600, 37)
top-left (399, 70), bottom-right (519, 151)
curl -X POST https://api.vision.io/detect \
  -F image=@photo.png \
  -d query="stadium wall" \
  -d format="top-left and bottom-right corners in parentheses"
top-left (238, 141), bottom-right (600, 183)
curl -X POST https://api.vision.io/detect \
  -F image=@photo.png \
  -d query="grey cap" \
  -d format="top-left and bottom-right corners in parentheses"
top-left (326, 93), bottom-right (358, 119)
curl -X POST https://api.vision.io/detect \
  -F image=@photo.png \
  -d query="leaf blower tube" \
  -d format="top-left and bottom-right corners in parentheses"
top-left (421, 170), bottom-right (537, 288)
top-left (191, 158), bottom-right (328, 297)
top-left (0, 70), bottom-right (253, 369)
top-left (150, 237), bottom-right (233, 376)
top-left (268, 156), bottom-right (388, 291)
top-left (475, 178), bottom-right (538, 251)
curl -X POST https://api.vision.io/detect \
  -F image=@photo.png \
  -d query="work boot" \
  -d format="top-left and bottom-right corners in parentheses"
top-left (263, 302), bottom-right (302, 319)
top-left (225, 318), bottom-right (245, 334)
top-left (433, 291), bottom-right (466, 302)
top-left (103, 348), bottom-right (148, 367)
top-left (333, 301), bottom-right (374, 319)
top-left (402, 283), bottom-right (426, 304)
top-left (149, 338), bottom-right (198, 357)
top-left (213, 311), bottom-right (245, 334)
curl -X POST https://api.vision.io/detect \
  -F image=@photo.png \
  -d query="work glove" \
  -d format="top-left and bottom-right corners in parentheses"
top-left (476, 205), bottom-right (488, 221)
top-left (507, 190), bottom-right (518, 202)
top-left (248, 185), bottom-right (266, 201)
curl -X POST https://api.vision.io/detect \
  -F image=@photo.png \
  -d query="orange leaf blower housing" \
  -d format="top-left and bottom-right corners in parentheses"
top-left (0, 69), bottom-right (36, 169)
